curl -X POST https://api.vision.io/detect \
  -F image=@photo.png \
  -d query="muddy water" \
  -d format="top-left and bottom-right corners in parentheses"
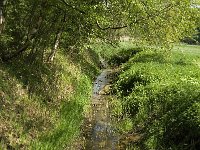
top-left (85, 69), bottom-right (120, 150)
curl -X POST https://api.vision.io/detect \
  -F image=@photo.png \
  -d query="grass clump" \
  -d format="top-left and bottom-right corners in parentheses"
top-left (113, 45), bottom-right (200, 149)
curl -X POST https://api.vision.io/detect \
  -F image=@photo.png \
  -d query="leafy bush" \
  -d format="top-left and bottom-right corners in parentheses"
top-left (114, 49), bottom-right (200, 149)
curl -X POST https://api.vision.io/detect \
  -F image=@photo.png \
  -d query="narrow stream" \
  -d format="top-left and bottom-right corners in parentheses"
top-left (85, 69), bottom-right (120, 150)
top-left (68, 58), bottom-right (140, 150)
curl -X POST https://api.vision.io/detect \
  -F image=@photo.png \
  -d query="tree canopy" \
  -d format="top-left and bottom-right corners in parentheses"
top-left (0, 0), bottom-right (199, 62)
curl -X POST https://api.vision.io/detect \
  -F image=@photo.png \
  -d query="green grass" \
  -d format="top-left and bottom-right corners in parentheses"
top-left (173, 43), bottom-right (200, 55)
top-left (111, 44), bottom-right (200, 150)
top-left (0, 47), bottom-right (100, 149)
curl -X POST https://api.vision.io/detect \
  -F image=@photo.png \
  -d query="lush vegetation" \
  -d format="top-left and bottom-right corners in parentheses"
top-left (109, 44), bottom-right (200, 149)
top-left (0, 0), bottom-right (200, 149)
top-left (0, 0), bottom-right (199, 62)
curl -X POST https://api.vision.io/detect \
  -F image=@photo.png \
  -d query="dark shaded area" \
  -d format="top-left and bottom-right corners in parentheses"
top-left (108, 47), bottom-right (143, 66)
top-left (182, 28), bottom-right (200, 45)
top-left (116, 74), bottom-right (148, 97)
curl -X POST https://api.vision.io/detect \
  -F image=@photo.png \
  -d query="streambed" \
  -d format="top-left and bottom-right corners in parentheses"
top-left (85, 69), bottom-right (120, 149)
top-left (68, 68), bottom-right (140, 149)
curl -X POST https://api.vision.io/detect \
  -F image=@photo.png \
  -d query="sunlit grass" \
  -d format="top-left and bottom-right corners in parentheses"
top-left (173, 43), bottom-right (200, 55)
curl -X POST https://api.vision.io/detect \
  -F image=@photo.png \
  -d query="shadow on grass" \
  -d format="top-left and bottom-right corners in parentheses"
top-left (62, 46), bottom-right (100, 79)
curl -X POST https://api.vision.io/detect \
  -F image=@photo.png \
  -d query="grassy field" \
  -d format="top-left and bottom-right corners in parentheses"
top-left (0, 47), bottom-right (100, 149)
top-left (102, 43), bottom-right (200, 150)
top-left (173, 43), bottom-right (200, 55)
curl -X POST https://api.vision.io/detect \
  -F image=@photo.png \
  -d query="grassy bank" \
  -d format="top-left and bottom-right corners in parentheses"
top-left (105, 44), bottom-right (200, 150)
top-left (0, 47), bottom-right (100, 149)
top-left (1, 42), bottom-right (199, 149)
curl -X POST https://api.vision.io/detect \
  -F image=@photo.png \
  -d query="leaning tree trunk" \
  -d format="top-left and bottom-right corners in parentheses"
top-left (0, 0), bottom-right (6, 34)
top-left (47, 31), bottom-right (62, 62)
top-left (47, 14), bottom-right (66, 62)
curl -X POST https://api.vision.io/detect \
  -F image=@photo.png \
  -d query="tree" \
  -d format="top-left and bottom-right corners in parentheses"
top-left (0, 0), bottom-right (199, 62)
top-left (0, 0), bottom-right (6, 34)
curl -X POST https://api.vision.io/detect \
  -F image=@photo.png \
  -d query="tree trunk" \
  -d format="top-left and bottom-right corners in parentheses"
top-left (47, 14), bottom-right (66, 62)
top-left (0, 0), bottom-right (6, 34)
top-left (47, 31), bottom-right (62, 62)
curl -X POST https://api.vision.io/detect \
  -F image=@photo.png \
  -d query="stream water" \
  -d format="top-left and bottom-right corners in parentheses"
top-left (67, 69), bottom-right (141, 150)
top-left (68, 68), bottom-right (140, 149)
top-left (85, 69), bottom-right (120, 150)
top-left (68, 59), bottom-right (141, 149)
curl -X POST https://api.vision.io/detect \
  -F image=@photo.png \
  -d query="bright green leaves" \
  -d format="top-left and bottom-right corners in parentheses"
top-left (124, 0), bottom-right (198, 45)
top-left (113, 48), bottom-right (200, 149)
top-left (1, 0), bottom-right (199, 61)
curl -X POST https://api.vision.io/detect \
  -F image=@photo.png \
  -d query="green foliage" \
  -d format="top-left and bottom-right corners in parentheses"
top-left (113, 46), bottom-right (200, 149)
top-left (1, 0), bottom-right (199, 61)
top-left (117, 118), bottom-right (133, 133)
top-left (109, 97), bottom-right (123, 117)
top-left (1, 0), bottom-right (200, 149)
top-left (91, 41), bottom-right (143, 67)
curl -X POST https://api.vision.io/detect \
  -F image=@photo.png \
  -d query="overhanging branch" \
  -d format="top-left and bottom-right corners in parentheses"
top-left (59, 0), bottom-right (86, 14)
top-left (2, 41), bottom-right (30, 62)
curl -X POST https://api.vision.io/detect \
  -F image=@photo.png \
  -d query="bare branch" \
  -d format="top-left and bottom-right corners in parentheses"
top-left (59, 0), bottom-right (86, 14)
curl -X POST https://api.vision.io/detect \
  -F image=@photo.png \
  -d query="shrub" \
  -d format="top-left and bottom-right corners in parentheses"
top-left (114, 50), bottom-right (200, 149)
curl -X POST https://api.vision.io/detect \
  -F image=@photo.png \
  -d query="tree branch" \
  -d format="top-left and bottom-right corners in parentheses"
top-left (59, 0), bottom-right (86, 14)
